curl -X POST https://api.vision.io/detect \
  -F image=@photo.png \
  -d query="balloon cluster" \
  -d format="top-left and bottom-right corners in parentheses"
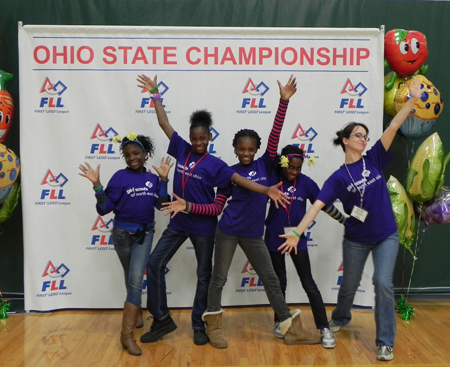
top-left (384, 29), bottom-right (444, 140)
top-left (0, 67), bottom-right (20, 223)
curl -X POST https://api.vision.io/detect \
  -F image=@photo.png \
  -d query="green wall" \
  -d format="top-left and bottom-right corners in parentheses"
top-left (1, 0), bottom-right (449, 295)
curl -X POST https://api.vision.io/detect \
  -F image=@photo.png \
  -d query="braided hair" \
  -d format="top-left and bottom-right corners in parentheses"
top-left (232, 129), bottom-right (261, 149)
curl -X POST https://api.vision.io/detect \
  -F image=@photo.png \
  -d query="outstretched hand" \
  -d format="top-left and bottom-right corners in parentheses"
top-left (137, 74), bottom-right (158, 93)
top-left (78, 162), bottom-right (101, 187)
top-left (278, 74), bottom-right (297, 101)
top-left (161, 193), bottom-right (187, 218)
top-left (152, 156), bottom-right (174, 181)
top-left (408, 76), bottom-right (422, 100)
top-left (278, 232), bottom-right (300, 255)
top-left (268, 182), bottom-right (289, 209)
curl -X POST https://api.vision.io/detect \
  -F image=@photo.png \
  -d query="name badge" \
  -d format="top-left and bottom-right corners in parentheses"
top-left (350, 205), bottom-right (368, 222)
top-left (284, 227), bottom-right (296, 235)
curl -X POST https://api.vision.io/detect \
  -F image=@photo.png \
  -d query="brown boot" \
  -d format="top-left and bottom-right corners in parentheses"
top-left (202, 310), bottom-right (228, 349)
top-left (120, 301), bottom-right (142, 356)
top-left (280, 309), bottom-right (321, 345)
top-left (136, 306), bottom-right (144, 329)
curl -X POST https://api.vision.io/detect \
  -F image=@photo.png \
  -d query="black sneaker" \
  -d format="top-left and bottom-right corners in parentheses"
top-left (193, 330), bottom-right (209, 345)
top-left (140, 315), bottom-right (177, 343)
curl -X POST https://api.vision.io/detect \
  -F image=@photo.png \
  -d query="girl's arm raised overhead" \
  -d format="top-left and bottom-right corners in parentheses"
top-left (137, 74), bottom-right (175, 140)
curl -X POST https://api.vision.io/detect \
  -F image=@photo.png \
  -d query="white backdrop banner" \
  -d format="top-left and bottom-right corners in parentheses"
top-left (19, 24), bottom-right (384, 311)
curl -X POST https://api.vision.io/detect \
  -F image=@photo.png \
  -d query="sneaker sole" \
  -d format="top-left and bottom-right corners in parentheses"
top-left (140, 323), bottom-right (177, 343)
top-left (322, 341), bottom-right (336, 349)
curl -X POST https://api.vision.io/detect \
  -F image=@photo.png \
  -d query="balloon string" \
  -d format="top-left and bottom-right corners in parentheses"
top-left (406, 204), bottom-right (425, 300)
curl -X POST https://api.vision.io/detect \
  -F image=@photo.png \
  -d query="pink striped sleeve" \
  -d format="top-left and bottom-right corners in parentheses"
top-left (267, 99), bottom-right (289, 160)
top-left (189, 193), bottom-right (228, 216)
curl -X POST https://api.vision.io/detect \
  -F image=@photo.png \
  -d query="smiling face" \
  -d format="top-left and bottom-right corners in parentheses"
top-left (0, 94), bottom-right (14, 143)
top-left (123, 143), bottom-right (147, 172)
top-left (234, 136), bottom-right (258, 165)
top-left (385, 29), bottom-right (428, 76)
top-left (343, 125), bottom-right (369, 154)
top-left (189, 127), bottom-right (211, 155)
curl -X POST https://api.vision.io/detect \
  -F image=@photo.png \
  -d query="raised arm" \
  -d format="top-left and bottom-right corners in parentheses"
top-left (278, 199), bottom-right (325, 255)
top-left (161, 192), bottom-right (228, 218)
top-left (381, 76), bottom-right (421, 151)
top-left (137, 74), bottom-right (175, 139)
top-left (266, 75), bottom-right (297, 159)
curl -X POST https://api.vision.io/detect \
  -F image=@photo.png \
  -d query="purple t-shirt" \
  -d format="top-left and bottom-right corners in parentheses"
top-left (265, 173), bottom-right (320, 252)
top-left (168, 131), bottom-right (235, 236)
top-left (218, 151), bottom-right (274, 237)
top-left (317, 139), bottom-right (397, 243)
top-left (97, 167), bottom-right (160, 226)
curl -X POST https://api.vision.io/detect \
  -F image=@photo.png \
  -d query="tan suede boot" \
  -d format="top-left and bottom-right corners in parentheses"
top-left (136, 305), bottom-right (144, 329)
top-left (120, 301), bottom-right (142, 356)
top-left (280, 309), bottom-right (321, 345)
top-left (202, 310), bottom-right (228, 349)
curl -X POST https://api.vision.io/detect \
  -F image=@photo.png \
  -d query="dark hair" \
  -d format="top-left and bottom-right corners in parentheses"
top-left (333, 122), bottom-right (369, 152)
top-left (232, 129), bottom-right (261, 149)
top-left (120, 135), bottom-right (155, 162)
top-left (275, 144), bottom-right (304, 176)
top-left (190, 110), bottom-right (213, 131)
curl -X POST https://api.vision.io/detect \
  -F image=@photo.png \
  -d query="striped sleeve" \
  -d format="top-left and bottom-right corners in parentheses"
top-left (189, 193), bottom-right (228, 216)
top-left (322, 204), bottom-right (346, 224)
top-left (267, 99), bottom-right (289, 160)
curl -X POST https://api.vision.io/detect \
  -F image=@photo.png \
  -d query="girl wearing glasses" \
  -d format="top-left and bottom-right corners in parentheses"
top-left (279, 77), bottom-right (422, 361)
top-left (264, 144), bottom-right (345, 349)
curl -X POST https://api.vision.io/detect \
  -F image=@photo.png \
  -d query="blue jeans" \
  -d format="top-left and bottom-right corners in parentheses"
top-left (146, 225), bottom-right (214, 330)
top-left (269, 250), bottom-right (329, 329)
top-left (208, 228), bottom-right (291, 322)
top-left (331, 232), bottom-right (399, 347)
top-left (112, 226), bottom-right (155, 306)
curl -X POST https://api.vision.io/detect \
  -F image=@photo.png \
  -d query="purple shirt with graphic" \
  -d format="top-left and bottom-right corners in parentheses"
top-left (317, 139), bottom-right (397, 243)
top-left (97, 167), bottom-right (160, 226)
top-left (265, 173), bottom-right (320, 252)
top-left (168, 131), bottom-right (235, 236)
top-left (218, 151), bottom-right (274, 237)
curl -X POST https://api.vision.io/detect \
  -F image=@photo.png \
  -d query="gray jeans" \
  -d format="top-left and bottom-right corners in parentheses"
top-left (207, 227), bottom-right (291, 322)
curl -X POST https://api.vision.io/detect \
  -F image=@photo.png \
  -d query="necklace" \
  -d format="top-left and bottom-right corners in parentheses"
top-left (344, 156), bottom-right (370, 208)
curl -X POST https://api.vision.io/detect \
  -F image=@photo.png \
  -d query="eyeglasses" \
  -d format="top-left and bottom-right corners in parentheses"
top-left (350, 132), bottom-right (370, 142)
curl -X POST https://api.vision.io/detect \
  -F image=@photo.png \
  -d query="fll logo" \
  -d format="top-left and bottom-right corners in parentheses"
top-left (240, 261), bottom-right (263, 287)
top-left (241, 78), bottom-right (269, 109)
top-left (39, 77), bottom-right (67, 108)
top-left (40, 169), bottom-right (68, 201)
top-left (139, 82), bottom-right (169, 109)
top-left (89, 216), bottom-right (114, 248)
top-left (336, 261), bottom-right (344, 286)
top-left (40, 260), bottom-right (70, 292)
top-left (339, 78), bottom-right (367, 109)
top-left (291, 123), bottom-right (318, 155)
top-left (208, 127), bottom-right (220, 156)
top-left (88, 124), bottom-right (119, 156)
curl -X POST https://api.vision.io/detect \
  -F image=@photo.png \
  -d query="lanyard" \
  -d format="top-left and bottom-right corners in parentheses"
top-left (344, 156), bottom-right (370, 208)
top-left (181, 151), bottom-right (208, 197)
top-left (280, 178), bottom-right (296, 225)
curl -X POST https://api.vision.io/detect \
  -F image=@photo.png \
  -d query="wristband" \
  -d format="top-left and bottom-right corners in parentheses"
top-left (150, 93), bottom-right (161, 101)
top-left (149, 85), bottom-right (159, 93)
top-left (292, 230), bottom-right (301, 239)
top-left (93, 184), bottom-right (103, 192)
top-left (183, 202), bottom-right (191, 214)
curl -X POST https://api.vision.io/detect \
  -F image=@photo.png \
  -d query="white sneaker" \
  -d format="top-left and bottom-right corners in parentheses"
top-left (377, 346), bottom-right (394, 361)
top-left (321, 328), bottom-right (336, 349)
top-left (328, 320), bottom-right (342, 332)
top-left (272, 322), bottom-right (284, 339)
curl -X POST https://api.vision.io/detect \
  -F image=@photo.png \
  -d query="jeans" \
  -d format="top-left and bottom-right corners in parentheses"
top-left (331, 232), bottom-right (399, 347)
top-left (112, 226), bottom-right (155, 306)
top-left (208, 228), bottom-right (291, 322)
top-left (269, 250), bottom-right (329, 329)
top-left (146, 225), bottom-right (214, 330)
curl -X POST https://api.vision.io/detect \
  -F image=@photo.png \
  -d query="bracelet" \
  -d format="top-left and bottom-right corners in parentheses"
top-left (150, 94), bottom-right (161, 102)
top-left (186, 202), bottom-right (191, 214)
top-left (149, 85), bottom-right (159, 93)
top-left (292, 230), bottom-right (301, 239)
top-left (93, 184), bottom-right (103, 192)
